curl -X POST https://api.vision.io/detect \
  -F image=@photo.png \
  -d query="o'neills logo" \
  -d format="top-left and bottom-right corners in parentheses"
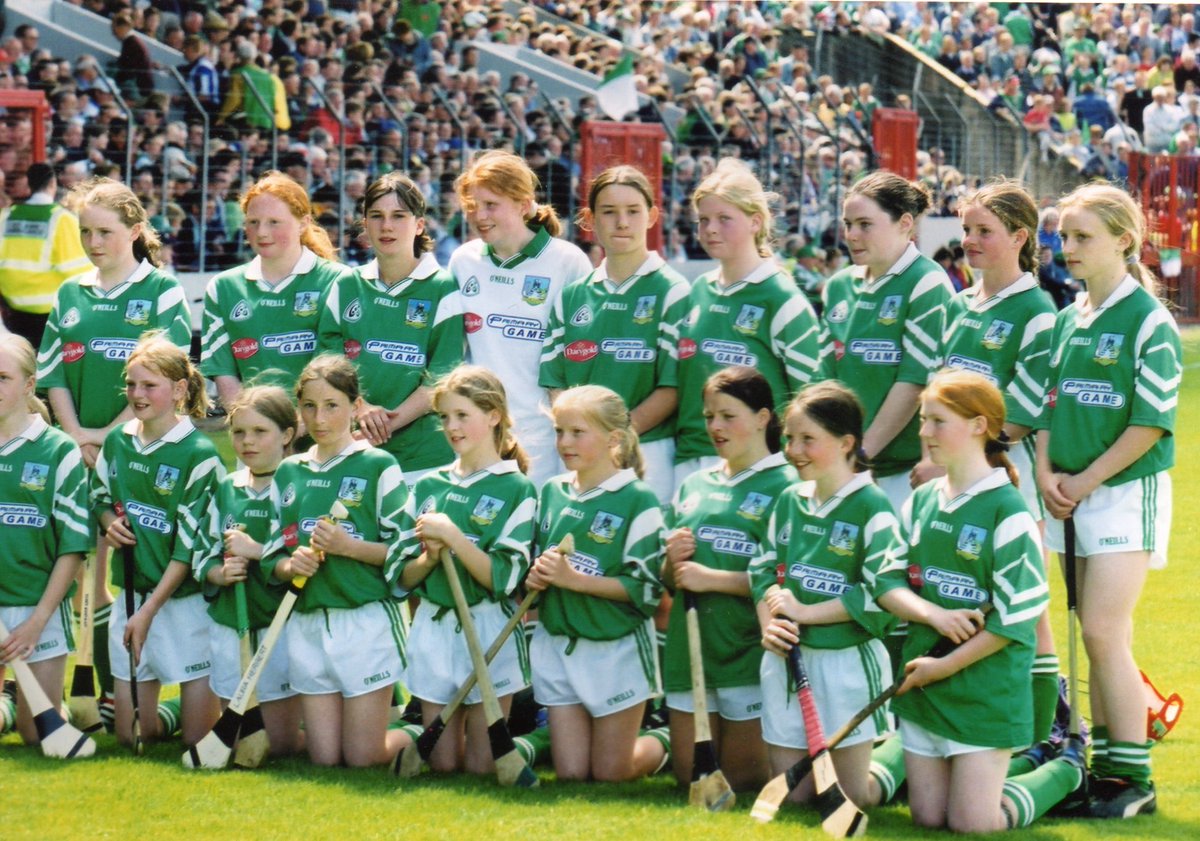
top-left (679, 338), bottom-right (697, 359)
top-left (232, 338), bottom-right (258, 359)
top-left (465, 312), bottom-right (483, 333)
top-left (565, 340), bottom-right (598, 362)
top-left (63, 342), bottom-right (85, 363)
top-left (344, 339), bottom-right (362, 360)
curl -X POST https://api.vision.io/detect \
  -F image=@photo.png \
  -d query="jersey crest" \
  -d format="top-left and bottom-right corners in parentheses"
top-left (230, 300), bottom-right (251, 322)
top-left (281, 483), bottom-right (296, 507)
top-left (586, 511), bottom-right (624, 544)
top-left (570, 305), bottom-right (592, 326)
top-left (827, 300), bottom-right (849, 323)
top-left (736, 492), bottom-right (772, 521)
top-left (878, 295), bottom-right (903, 326)
top-left (633, 295), bottom-right (657, 325)
top-left (417, 495), bottom-right (436, 516)
top-left (125, 299), bottom-right (152, 326)
top-left (981, 319), bottom-right (1014, 350)
top-left (777, 523), bottom-right (792, 545)
top-left (338, 476), bottom-right (368, 507)
top-left (154, 464), bottom-right (181, 496)
top-left (522, 275), bottom-right (550, 306)
top-left (62, 307), bottom-right (81, 328)
top-left (343, 298), bottom-right (363, 323)
top-left (734, 304), bottom-right (765, 335)
top-left (955, 524), bottom-right (988, 561)
top-left (829, 521), bottom-right (859, 556)
top-left (294, 291), bottom-right (321, 317)
top-left (19, 462), bottom-right (49, 492)
top-left (462, 276), bottom-right (480, 297)
top-left (469, 495), bottom-right (504, 526)
top-left (405, 299), bottom-right (431, 328)
top-left (1094, 332), bottom-right (1124, 366)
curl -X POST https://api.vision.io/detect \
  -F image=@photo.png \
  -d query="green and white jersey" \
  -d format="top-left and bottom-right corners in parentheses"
top-left (193, 469), bottom-right (282, 631)
top-left (37, 261), bottom-right (192, 429)
top-left (0, 416), bottom-right (91, 606)
top-left (750, 471), bottom-right (899, 651)
top-left (535, 468), bottom-right (664, 641)
top-left (200, 248), bottom-right (349, 389)
top-left (676, 262), bottom-right (820, 461)
top-left (941, 274), bottom-right (1056, 429)
top-left (261, 439), bottom-right (419, 612)
top-left (1036, 276), bottom-right (1180, 484)
top-left (92, 418), bottom-right (225, 597)
top-left (406, 460), bottom-right (536, 607)
top-left (663, 453), bottom-right (796, 692)
top-left (820, 244), bottom-right (953, 476)
top-left (317, 254), bottom-right (463, 472)
top-left (874, 469), bottom-right (1047, 747)
top-left (540, 255), bottom-right (690, 444)
top-left (449, 228), bottom-right (592, 430)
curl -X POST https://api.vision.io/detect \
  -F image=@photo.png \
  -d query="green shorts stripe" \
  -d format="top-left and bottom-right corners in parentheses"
top-left (632, 623), bottom-right (660, 693)
top-left (503, 598), bottom-right (532, 682)
top-left (858, 639), bottom-right (887, 733)
top-left (59, 600), bottom-right (76, 651)
top-left (381, 599), bottom-right (409, 668)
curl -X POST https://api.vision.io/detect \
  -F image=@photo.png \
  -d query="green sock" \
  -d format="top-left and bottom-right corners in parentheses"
top-left (513, 725), bottom-right (551, 765)
top-left (1003, 757), bottom-right (1083, 827)
top-left (0, 687), bottom-right (15, 734)
top-left (389, 683), bottom-right (406, 724)
top-left (868, 736), bottom-right (906, 804)
top-left (640, 725), bottom-right (671, 773)
top-left (386, 720), bottom-right (424, 740)
top-left (1091, 724), bottom-right (1112, 777)
top-left (1031, 654), bottom-right (1059, 743)
top-left (1107, 739), bottom-right (1153, 787)
top-left (92, 603), bottom-right (114, 695)
top-left (157, 697), bottom-right (182, 737)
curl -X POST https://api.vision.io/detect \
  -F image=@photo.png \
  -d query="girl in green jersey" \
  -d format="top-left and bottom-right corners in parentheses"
top-left (0, 335), bottom-right (89, 746)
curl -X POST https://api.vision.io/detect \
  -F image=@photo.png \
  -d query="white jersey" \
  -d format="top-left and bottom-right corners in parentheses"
top-left (449, 228), bottom-right (591, 483)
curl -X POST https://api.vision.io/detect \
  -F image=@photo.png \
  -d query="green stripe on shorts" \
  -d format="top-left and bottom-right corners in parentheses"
top-left (858, 640), bottom-right (886, 733)
top-left (59, 600), bottom-right (75, 651)
top-left (382, 599), bottom-right (408, 669)
top-left (633, 623), bottom-right (659, 694)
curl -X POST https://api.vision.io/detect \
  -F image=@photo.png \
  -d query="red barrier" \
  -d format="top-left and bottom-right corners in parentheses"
top-left (578, 121), bottom-right (667, 252)
top-left (872, 107), bottom-right (920, 180)
top-left (0, 89), bottom-right (50, 170)
top-left (1127, 152), bottom-right (1200, 319)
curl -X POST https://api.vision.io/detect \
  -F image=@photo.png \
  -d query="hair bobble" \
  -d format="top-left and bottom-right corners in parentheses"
top-left (985, 437), bottom-right (1010, 455)
top-left (998, 429), bottom-right (1012, 444)
top-left (856, 445), bottom-right (870, 463)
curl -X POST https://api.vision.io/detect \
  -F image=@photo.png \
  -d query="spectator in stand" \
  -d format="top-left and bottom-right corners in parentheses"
top-left (110, 12), bottom-right (154, 101)
top-left (218, 40), bottom-right (290, 133)
top-left (1147, 54), bottom-right (1176, 91)
top-left (1073, 83), bottom-right (1117, 133)
top-left (1121, 69), bottom-right (1154, 136)
top-left (180, 35), bottom-right (219, 110)
top-left (1082, 136), bottom-right (1123, 180)
top-left (1036, 207), bottom-right (1063, 263)
top-left (1143, 84), bottom-right (1185, 152)
top-left (1037, 245), bottom-right (1076, 309)
top-left (988, 29), bottom-right (1018, 81)
top-left (1176, 49), bottom-right (1200, 92)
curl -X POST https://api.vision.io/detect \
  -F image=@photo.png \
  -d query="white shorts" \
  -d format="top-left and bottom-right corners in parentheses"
top-left (673, 456), bottom-right (721, 492)
top-left (760, 639), bottom-right (892, 750)
top-left (404, 598), bottom-right (529, 706)
top-left (531, 621), bottom-right (661, 717)
top-left (111, 592), bottom-right (212, 684)
top-left (899, 718), bottom-right (992, 758)
top-left (874, 472), bottom-right (913, 518)
top-left (286, 600), bottom-right (407, 698)
top-left (523, 422), bottom-right (564, 490)
top-left (208, 622), bottom-right (295, 703)
top-left (1010, 437), bottom-right (1043, 519)
top-left (665, 684), bottom-right (763, 721)
top-left (0, 603), bottom-right (74, 664)
top-left (1043, 471), bottom-right (1171, 569)
top-left (641, 438), bottom-right (676, 506)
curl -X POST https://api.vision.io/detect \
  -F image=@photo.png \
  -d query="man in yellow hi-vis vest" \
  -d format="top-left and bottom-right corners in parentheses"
top-left (0, 163), bottom-right (91, 346)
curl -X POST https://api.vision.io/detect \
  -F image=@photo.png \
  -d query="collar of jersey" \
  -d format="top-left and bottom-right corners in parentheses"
top-left (592, 253), bottom-right (666, 293)
top-left (484, 226), bottom-right (551, 268)
top-left (244, 247), bottom-right (318, 291)
top-left (0, 414), bottom-right (49, 455)
top-left (120, 416), bottom-right (195, 453)
top-left (78, 259), bottom-right (155, 294)
top-left (1075, 273), bottom-right (1140, 325)
top-left (802, 470), bottom-right (874, 516)
top-left (708, 259), bottom-right (779, 295)
top-left (230, 466), bottom-right (273, 496)
top-left (935, 466), bottom-right (1010, 513)
top-left (565, 466), bottom-right (639, 499)
top-left (966, 271), bottom-right (1038, 311)
top-left (449, 458), bottom-right (521, 486)
top-left (851, 242), bottom-right (921, 291)
top-left (298, 437), bottom-right (371, 471)
top-left (25, 192), bottom-right (54, 206)
top-left (359, 252), bottom-right (442, 294)
top-left (719, 451), bottom-right (789, 485)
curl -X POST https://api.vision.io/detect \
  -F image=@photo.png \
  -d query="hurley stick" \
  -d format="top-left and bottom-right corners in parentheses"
top-left (0, 617), bottom-right (97, 759)
top-left (121, 544), bottom-right (143, 756)
top-left (67, 553), bottom-right (103, 733)
top-left (684, 590), bottom-right (735, 812)
top-left (231, 575), bottom-right (269, 768)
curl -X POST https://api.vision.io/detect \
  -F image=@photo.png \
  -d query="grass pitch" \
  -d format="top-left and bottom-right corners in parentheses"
top-left (4, 332), bottom-right (1200, 840)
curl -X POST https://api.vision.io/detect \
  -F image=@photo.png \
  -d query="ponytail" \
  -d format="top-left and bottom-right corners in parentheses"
top-left (125, 331), bottom-right (209, 419)
top-left (432, 365), bottom-right (531, 474)
top-left (300, 220), bottom-right (337, 260)
top-left (500, 433), bottom-right (531, 475)
top-left (984, 433), bottom-right (1019, 487)
top-left (528, 203), bottom-right (563, 237)
top-left (614, 425), bottom-right (645, 478)
top-left (787, 381), bottom-right (870, 472)
top-left (552, 385), bottom-right (644, 479)
top-left (183, 365), bottom-right (210, 419)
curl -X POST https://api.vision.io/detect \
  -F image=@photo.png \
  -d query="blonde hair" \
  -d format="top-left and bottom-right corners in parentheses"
top-left (923, 369), bottom-right (1016, 485)
top-left (552, 385), bottom-right (644, 477)
top-left (690, 158), bottom-right (776, 257)
top-left (455, 150), bottom-right (563, 237)
top-left (71, 177), bottom-right (162, 267)
top-left (0, 334), bottom-right (50, 422)
top-left (432, 365), bottom-right (529, 474)
top-left (240, 171), bottom-right (336, 259)
top-left (1057, 182), bottom-right (1156, 295)
top-left (125, 332), bottom-right (208, 419)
